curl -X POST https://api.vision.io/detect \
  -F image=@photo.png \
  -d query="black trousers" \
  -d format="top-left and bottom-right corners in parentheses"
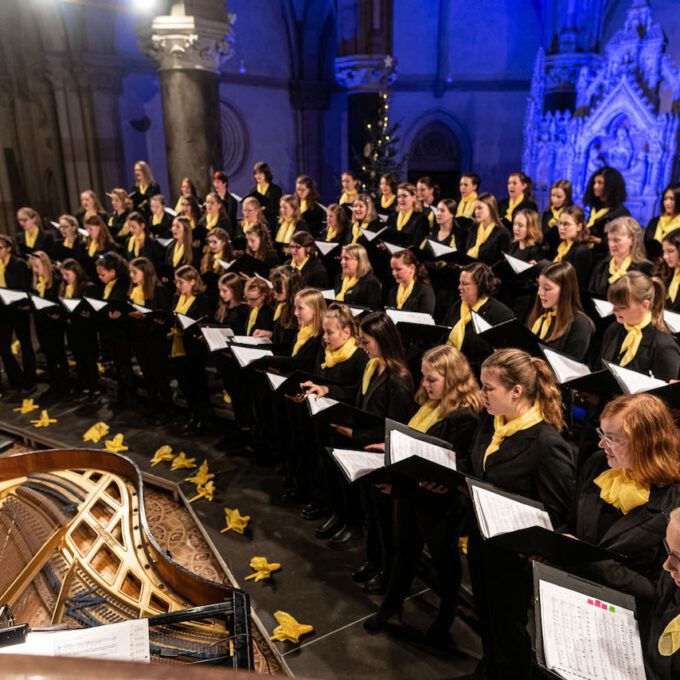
top-left (34, 314), bottom-right (68, 389)
top-left (0, 308), bottom-right (36, 389)
top-left (132, 335), bottom-right (173, 412)
top-left (217, 354), bottom-right (252, 428)
top-left (173, 340), bottom-right (209, 418)
top-left (323, 431), bottom-right (363, 525)
top-left (65, 317), bottom-right (100, 391)
top-left (363, 483), bottom-right (394, 574)
top-left (99, 319), bottom-right (136, 402)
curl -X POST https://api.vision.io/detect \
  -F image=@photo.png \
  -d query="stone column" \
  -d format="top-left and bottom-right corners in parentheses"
top-left (138, 12), bottom-right (234, 199)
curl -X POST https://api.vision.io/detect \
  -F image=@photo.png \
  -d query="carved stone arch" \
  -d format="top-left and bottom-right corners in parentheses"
top-left (219, 100), bottom-right (248, 177)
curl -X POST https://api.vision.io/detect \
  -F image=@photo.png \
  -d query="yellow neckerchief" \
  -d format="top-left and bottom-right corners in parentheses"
top-left (174, 197), bottom-right (184, 213)
top-left (117, 219), bottom-right (131, 238)
top-left (396, 279), bottom-right (415, 309)
top-left (103, 279), bottom-right (116, 301)
top-left (170, 294), bottom-right (195, 357)
top-left (257, 182), bottom-right (270, 196)
top-left (467, 222), bottom-right (496, 258)
top-left (654, 214), bottom-right (680, 242)
top-left (273, 302), bottom-right (285, 322)
top-left (206, 213), bottom-right (218, 230)
top-left (152, 213), bottom-right (163, 226)
top-left (608, 255), bottom-right (632, 284)
top-left (108, 215), bottom-right (114, 228)
top-left (483, 402), bottom-right (543, 470)
top-left (339, 190), bottom-right (358, 205)
top-left (292, 256), bottom-right (309, 272)
top-left (212, 250), bottom-right (224, 273)
top-left (88, 239), bottom-right (99, 258)
top-left (188, 217), bottom-right (196, 231)
top-left (172, 241), bottom-right (185, 268)
top-left (275, 220), bottom-right (296, 244)
top-left (292, 324), bottom-right (315, 357)
top-left (247, 305), bottom-right (260, 335)
top-left (326, 223), bottom-right (339, 241)
top-left (130, 284), bottom-right (145, 305)
top-left (669, 267), bottom-right (680, 303)
top-left (408, 399), bottom-right (444, 433)
top-left (65, 283), bottom-right (75, 298)
top-left (362, 357), bottom-right (385, 395)
top-left (138, 182), bottom-right (148, 195)
top-left (34, 276), bottom-right (47, 298)
top-left (351, 221), bottom-right (368, 243)
top-left (128, 234), bottom-right (145, 258)
top-left (659, 614), bottom-right (680, 657)
top-left (619, 311), bottom-right (652, 366)
top-left (587, 206), bottom-right (609, 228)
top-left (553, 239), bottom-right (574, 262)
top-left (593, 468), bottom-right (650, 514)
top-left (300, 199), bottom-right (309, 214)
top-left (322, 336), bottom-right (358, 369)
top-left (548, 207), bottom-right (563, 228)
top-left (25, 227), bottom-right (39, 249)
top-left (336, 275), bottom-right (359, 301)
top-left (0, 256), bottom-right (8, 288)
top-left (63, 237), bottom-right (74, 249)
top-left (381, 194), bottom-right (396, 209)
top-left (531, 310), bottom-right (557, 340)
top-left (505, 196), bottom-right (522, 221)
top-left (447, 297), bottom-right (489, 349)
top-left (396, 209), bottom-right (413, 231)
top-left (456, 192), bottom-right (478, 218)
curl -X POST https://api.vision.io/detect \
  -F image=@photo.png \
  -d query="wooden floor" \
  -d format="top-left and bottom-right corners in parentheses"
top-left (0, 386), bottom-right (481, 679)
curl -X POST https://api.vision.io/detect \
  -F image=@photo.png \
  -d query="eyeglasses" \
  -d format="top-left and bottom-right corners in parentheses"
top-left (289, 244), bottom-right (303, 250)
top-left (596, 427), bottom-right (626, 447)
top-left (663, 538), bottom-right (680, 567)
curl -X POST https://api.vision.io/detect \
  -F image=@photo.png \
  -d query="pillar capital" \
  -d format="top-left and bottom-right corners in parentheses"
top-left (334, 54), bottom-right (397, 92)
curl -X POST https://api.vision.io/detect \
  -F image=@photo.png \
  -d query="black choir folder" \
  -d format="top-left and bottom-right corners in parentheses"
top-left (385, 308), bottom-right (452, 346)
top-left (466, 478), bottom-right (624, 564)
top-left (604, 360), bottom-right (680, 408)
top-left (471, 312), bottom-right (543, 357)
top-left (306, 393), bottom-right (384, 430)
top-left (539, 345), bottom-right (620, 396)
top-left (533, 563), bottom-right (646, 680)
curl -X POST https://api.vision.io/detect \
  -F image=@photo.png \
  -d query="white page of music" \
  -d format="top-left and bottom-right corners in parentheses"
top-left (605, 361), bottom-right (666, 394)
top-left (229, 335), bottom-right (272, 346)
top-left (0, 289), bottom-right (29, 305)
top-left (471, 485), bottom-right (552, 539)
top-left (503, 252), bottom-right (533, 274)
top-left (592, 298), bottom-right (614, 319)
top-left (307, 394), bottom-right (339, 415)
top-left (201, 327), bottom-right (232, 352)
top-left (389, 429), bottom-right (456, 470)
top-left (266, 372), bottom-right (287, 390)
top-left (539, 580), bottom-right (646, 680)
top-left (428, 239), bottom-right (456, 257)
top-left (386, 309), bottom-right (436, 326)
top-left (331, 449), bottom-right (385, 480)
top-left (543, 348), bottom-right (591, 384)
top-left (664, 309), bottom-right (680, 334)
top-left (471, 311), bottom-right (493, 333)
top-left (231, 345), bottom-right (273, 367)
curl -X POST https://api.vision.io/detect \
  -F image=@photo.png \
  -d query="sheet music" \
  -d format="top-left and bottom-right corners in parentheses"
top-left (331, 449), bottom-right (385, 481)
top-left (84, 297), bottom-right (107, 312)
top-left (131, 303), bottom-right (152, 314)
top-left (156, 238), bottom-right (173, 248)
top-left (383, 241), bottom-right (402, 255)
top-left (306, 394), bottom-right (339, 416)
top-left (348, 306), bottom-right (366, 317)
top-left (201, 327), bottom-right (234, 352)
top-left (427, 240), bottom-right (456, 257)
top-left (0, 289), bottom-right (29, 305)
top-left (471, 484), bottom-right (552, 539)
top-left (592, 298), bottom-right (614, 318)
top-left (50, 220), bottom-right (60, 229)
top-left (377, 215), bottom-right (390, 224)
top-left (231, 345), bottom-right (273, 367)
top-left (229, 335), bottom-right (272, 346)
top-left (0, 618), bottom-right (150, 663)
top-left (386, 309), bottom-right (436, 326)
top-left (389, 429), bottom-right (456, 470)
top-left (216, 258), bottom-right (233, 270)
top-left (539, 580), bottom-right (646, 680)
top-left (362, 226), bottom-right (388, 240)
top-left (604, 361), bottom-right (666, 394)
top-left (254, 272), bottom-right (274, 288)
top-left (315, 241), bottom-right (338, 256)
top-left (78, 227), bottom-right (88, 237)
top-left (176, 313), bottom-right (196, 330)
top-left (504, 252), bottom-right (534, 274)
top-left (266, 372), bottom-right (287, 390)
top-left (60, 297), bottom-right (81, 313)
top-left (321, 289), bottom-right (337, 300)
top-left (543, 348), bottom-right (591, 384)
top-left (318, 203), bottom-right (329, 214)
top-left (471, 310), bottom-right (493, 333)
top-left (664, 309), bottom-right (680, 334)
top-left (30, 295), bottom-right (57, 310)
top-left (164, 207), bottom-right (177, 216)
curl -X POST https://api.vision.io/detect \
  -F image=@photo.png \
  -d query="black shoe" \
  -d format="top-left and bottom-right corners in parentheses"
top-left (315, 515), bottom-right (342, 539)
top-left (282, 490), bottom-right (306, 505)
top-left (301, 504), bottom-right (327, 521)
top-left (363, 606), bottom-right (403, 633)
top-left (352, 561), bottom-right (378, 583)
top-left (327, 524), bottom-right (360, 548)
top-left (362, 571), bottom-right (387, 595)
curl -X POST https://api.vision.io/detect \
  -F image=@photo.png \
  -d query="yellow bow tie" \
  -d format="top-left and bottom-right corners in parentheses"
top-left (593, 468), bottom-right (650, 514)
top-left (618, 312), bottom-right (651, 367)
top-left (659, 613), bottom-right (680, 657)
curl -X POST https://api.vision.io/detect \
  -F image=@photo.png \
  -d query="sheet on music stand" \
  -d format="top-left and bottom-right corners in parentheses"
top-left (389, 429), bottom-right (456, 469)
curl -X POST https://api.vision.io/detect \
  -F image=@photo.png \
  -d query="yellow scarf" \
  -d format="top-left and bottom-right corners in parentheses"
top-left (654, 214), bottom-right (680, 243)
top-left (275, 220), bottom-right (296, 244)
top-left (0, 256), bottom-right (8, 288)
top-left (103, 279), bottom-right (116, 301)
top-left (322, 336), bottom-right (358, 369)
top-left (668, 267), bottom-right (680, 303)
top-left (619, 312), bottom-right (652, 366)
top-left (396, 209), bottom-right (413, 231)
top-left (292, 256), bottom-right (309, 272)
top-left (212, 251), bottom-right (224, 273)
top-left (339, 191), bottom-right (357, 205)
top-left (300, 199), bottom-right (308, 214)
top-left (587, 206), bottom-right (609, 228)
top-left (408, 399), bottom-right (444, 433)
top-left (351, 221), bottom-right (367, 244)
top-left (170, 294), bottom-right (195, 357)
top-left (427, 210), bottom-right (435, 228)
top-left (447, 297), bottom-right (488, 349)
top-left (257, 182), bottom-right (270, 196)
top-left (63, 237), bottom-right (74, 249)
top-left (172, 242), bottom-right (185, 268)
top-left (88, 240), bottom-right (99, 258)
top-left (152, 213), bottom-right (163, 226)
top-left (396, 279), bottom-right (415, 309)
top-left (130, 284), bottom-right (145, 305)
top-left (206, 213), bottom-right (218, 230)
top-left (467, 222), bottom-right (495, 258)
top-left (35, 276), bottom-right (46, 298)
top-left (659, 615), bottom-right (680, 657)
top-left (505, 196), bottom-right (522, 221)
top-left (608, 255), bottom-right (632, 284)
top-left (292, 324), bottom-right (315, 357)
top-left (247, 306), bottom-right (260, 335)
top-left (483, 403), bottom-right (543, 470)
top-left (531, 310), bottom-right (556, 340)
top-left (553, 240), bottom-right (573, 263)
top-left (381, 194), bottom-right (396, 209)
top-left (273, 302), bottom-right (284, 322)
top-left (336, 275), bottom-right (358, 302)
top-left (128, 234), bottom-right (145, 258)
top-left (138, 182), bottom-right (148, 195)
top-left (326, 224), bottom-right (339, 241)
top-left (548, 207), bottom-right (563, 228)
top-left (456, 192), bottom-right (477, 218)
top-left (593, 468), bottom-right (650, 514)
top-left (25, 227), bottom-right (39, 249)
top-left (108, 215), bottom-right (114, 228)
top-left (362, 358), bottom-right (384, 395)
top-left (174, 197), bottom-right (184, 214)
top-left (65, 283), bottom-right (75, 298)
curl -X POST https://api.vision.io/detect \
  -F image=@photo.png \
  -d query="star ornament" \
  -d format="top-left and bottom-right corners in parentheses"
top-left (13, 399), bottom-right (39, 414)
top-left (269, 611), bottom-right (313, 643)
top-left (150, 445), bottom-right (175, 466)
top-left (104, 433), bottom-right (128, 452)
top-left (245, 556), bottom-right (280, 582)
top-left (30, 410), bottom-right (57, 427)
top-left (220, 507), bottom-right (250, 535)
top-left (82, 422), bottom-right (110, 443)
top-left (171, 452), bottom-right (196, 470)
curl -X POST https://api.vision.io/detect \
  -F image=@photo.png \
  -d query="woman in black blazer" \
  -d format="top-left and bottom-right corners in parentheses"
top-left (199, 227), bottom-right (233, 313)
top-left (274, 194), bottom-right (309, 253)
top-left (334, 244), bottom-right (382, 309)
top-left (148, 194), bottom-right (174, 239)
top-left (464, 348), bottom-right (575, 680)
top-left (465, 193), bottom-right (511, 266)
top-left (249, 161), bottom-right (283, 227)
top-left (245, 223), bottom-right (280, 273)
top-left (584, 166), bottom-right (630, 256)
top-left (214, 273), bottom-right (249, 334)
top-left (497, 172), bottom-right (538, 230)
top-left (76, 190), bottom-right (108, 230)
top-left (540, 179), bottom-right (573, 259)
top-left (196, 192), bottom-right (232, 243)
top-left (348, 193), bottom-right (383, 245)
top-left (528, 262), bottom-right (594, 361)
top-left (15, 207), bottom-right (54, 259)
top-left (82, 215), bottom-right (118, 280)
top-left (53, 215), bottom-right (85, 264)
top-left (296, 175), bottom-right (326, 239)
top-left (364, 344), bottom-right (481, 646)
top-left (645, 182), bottom-right (680, 261)
top-left (386, 183), bottom-right (429, 249)
top-left (107, 188), bottom-right (133, 242)
top-left (288, 231), bottom-right (328, 290)
top-left (321, 203), bottom-right (350, 245)
top-left (443, 262), bottom-right (514, 375)
top-left (599, 272), bottom-right (680, 381)
top-left (658, 230), bottom-right (680, 313)
top-left (552, 204), bottom-right (595, 290)
top-left (124, 212), bottom-right (160, 269)
top-left (377, 172), bottom-right (399, 220)
top-left (386, 249), bottom-right (435, 315)
top-left (161, 216), bottom-right (200, 284)
top-left (128, 256), bottom-right (174, 423)
top-left (130, 160), bottom-right (162, 218)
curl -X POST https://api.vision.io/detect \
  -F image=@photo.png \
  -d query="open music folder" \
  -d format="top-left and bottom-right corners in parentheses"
top-left (471, 313), bottom-right (543, 357)
top-left (533, 562), bottom-right (646, 680)
top-left (604, 360), bottom-right (680, 407)
top-left (329, 448), bottom-right (386, 482)
top-left (540, 345), bottom-right (620, 395)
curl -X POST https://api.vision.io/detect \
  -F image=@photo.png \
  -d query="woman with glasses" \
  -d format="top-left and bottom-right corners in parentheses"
top-left (552, 205), bottom-right (594, 289)
top-left (288, 231), bottom-right (328, 289)
top-left (15, 207), bottom-right (54, 259)
top-left (386, 182), bottom-right (429, 249)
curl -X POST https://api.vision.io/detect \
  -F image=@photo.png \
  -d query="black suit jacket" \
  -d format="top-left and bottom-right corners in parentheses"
top-left (465, 224), bottom-right (511, 266)
top-left (300, 204), bottom-right (326, 238)
top-left (220, 303), bottom-right (250, 336)
top-left (498, 197), bottom-right (538, 230)
top-left (646, 575), bottom-right (680, 680)
top-left (130, 182), bottom-right (162, 216)
top-left (588, 205), bottom-right (631, 256)
top-left (247, 304), bottom-right (275, 335)
top-left (540, 312), bottom-right (594, 361)
top-left (124, 236), bottom-right (161, 268)
top-left (588, 257), bottom-right (653, 299)
top-left (315, 344), bottom-right (369, 393)
top-left (248, 183), bottom-right (283, 227)
top-left (52, 238), bottom-right (85, 265)
top-left (292, 334), bottom-right (324, 374)
top-left (560, 241), bottom-right (594, 290)
top-left (149, 213), bottom-right (174, 239)
top-left (295, 257), bottom-right (328, 290)
top-left (0, 256), bottom-right (29, 290)
top-left (16, 230), bottom-right (54, 259)
top-left (386, 211), bottom-right (430, 249)
top-left (386, 281), bottom-right (436, 315)
top-left (334, 273), bottom-right (382, 310)
top-left (426, 407), bottom-right (480, 458)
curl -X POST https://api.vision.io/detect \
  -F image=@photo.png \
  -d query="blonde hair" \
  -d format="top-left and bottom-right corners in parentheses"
top-left (341, 243), bottom-right (373, 278)
top-left (79, 191), bottom-right (104, 214)
top-left (607, 271), bottom-right (667, 332)
top-left (417, 345), bottom-right (483, 416)
top-left (109, 188), bottom-right (132, 211)
top-left (134, 161), bottom-right (155, 186)
top-left (244, 276), bottom-right (274, 306)
top-left (324, 303), bottom-right (359, 338)
top-left (482, 348), bottom-right (565, 431)
top-left (354, 194), bottom-right (378, 223)
top-left (29, 251), bottom-right (54, 289)
top-left (605, 216), bottom-right (647, 263)
top-left (17, 206), bottom-right (43, 230)
top-left (295, 288), bottom-right (327, 335)
top-left (58, 214), bottom-right (79, 231)
top-left (514, 209), bottom-right (543, 246)
top-left (397, 182), bottom-right (422, 212)
top-left (279, 194), bottom-right (300, 222)
top-left (242, 197), bottom-right (268, 230)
